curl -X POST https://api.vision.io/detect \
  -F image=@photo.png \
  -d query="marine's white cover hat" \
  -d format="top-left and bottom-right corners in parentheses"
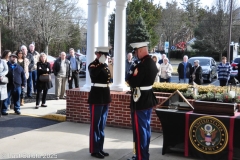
top-left (130, 42), bottom-right (149, 49)
top-left (95, 46), bottom-right (110, 53)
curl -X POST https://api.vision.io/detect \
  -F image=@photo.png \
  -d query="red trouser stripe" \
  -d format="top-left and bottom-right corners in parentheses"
top-left (184, 111), bottom-right (192, 157)
top-left (228, 112), bottom-right (240, 160)
top-left (134, 111), bottom-right (142, 160)
top-left (90, 104), bottom-right (95, 153)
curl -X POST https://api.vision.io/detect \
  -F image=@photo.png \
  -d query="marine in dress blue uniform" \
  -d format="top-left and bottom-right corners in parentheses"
top-left (126, 42), bottom-right (158, 160)
top-left (88, 46), bottom-right (111, 159)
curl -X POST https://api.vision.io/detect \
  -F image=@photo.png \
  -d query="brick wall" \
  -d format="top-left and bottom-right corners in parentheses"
top-left (66, 89), bottom-right (179, 132)
top-left (66, 89), bottom-right (239, 132)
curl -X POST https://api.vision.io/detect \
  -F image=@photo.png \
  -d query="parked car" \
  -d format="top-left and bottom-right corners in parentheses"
top-left (231, 57), bottom-right (240, 69)
top-left (228, 57), bottom-right (240, 84)
top-left (47, 55), bottom-right (56, 72)
top-left (79, 55), bottom-right (86, 78)
top-left (188, 57), bottom-right (217, 82)
top-left (230, 67), bottom-right (238, 78)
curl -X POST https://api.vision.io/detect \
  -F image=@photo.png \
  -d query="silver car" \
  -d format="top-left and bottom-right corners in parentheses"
top-left (188, 57), bottom-right (218, 82)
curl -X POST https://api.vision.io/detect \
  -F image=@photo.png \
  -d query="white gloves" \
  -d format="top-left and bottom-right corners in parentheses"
top-left (99, 54), bottom-right (107, 64)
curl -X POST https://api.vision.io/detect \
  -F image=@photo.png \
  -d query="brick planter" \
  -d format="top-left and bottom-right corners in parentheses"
top-left (66, 89), bottom-right (180, 132)
top-left (66, 89), bottom-right (239, 132)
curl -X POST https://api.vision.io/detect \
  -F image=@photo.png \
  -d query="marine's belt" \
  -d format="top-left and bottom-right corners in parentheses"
top-left (139, 86), bottom-right (152, 90)
top-left (92, 83), bottom-right (109, 87)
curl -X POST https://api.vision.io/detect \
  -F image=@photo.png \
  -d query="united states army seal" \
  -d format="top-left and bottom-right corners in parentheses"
top-left (189, 116), bottom-right (228, 154)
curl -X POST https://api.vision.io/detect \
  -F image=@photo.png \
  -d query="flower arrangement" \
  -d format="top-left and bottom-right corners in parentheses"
top-left (181, 88), bottom-right (195, 99)
top-left (153, 82), bottom-right (240, 103)
top-left (194, 92), bottom-right (235, 103)
top-left (197, 85), bottom-right (226, 94)
top-left (236, 94), bottom-right (240, 103)
top-left (153, 82), bottom-right (189, 93)
top-left (153, 82), bottom-right (226, 94)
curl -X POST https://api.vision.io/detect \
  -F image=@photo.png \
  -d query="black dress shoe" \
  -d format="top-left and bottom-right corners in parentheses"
top-left (41, 104), bottom-right (47, 107)
top-left (2, 112), bottom-right (8, 116)
top-left (15, 111), bottom-right (21, 115)
top-left (91, 152), bottom-right (104, 159)
top-left (100, 150), bottom-right (109, 156)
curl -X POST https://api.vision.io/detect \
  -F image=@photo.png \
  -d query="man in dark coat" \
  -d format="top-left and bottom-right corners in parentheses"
top-left (53, 52), bottom-right (72, 99)
top-left (127, 42), bottom-right (158, 160)
top-left (2, 53), bottom-right (26, 115)
top-left (88, 46), bottom-right (111, 159)
top-left (177, 55), bottom-right (192, 83)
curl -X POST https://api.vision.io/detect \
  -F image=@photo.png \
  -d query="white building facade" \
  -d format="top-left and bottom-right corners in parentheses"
top-left (81, 0), bottom-right (129, 92)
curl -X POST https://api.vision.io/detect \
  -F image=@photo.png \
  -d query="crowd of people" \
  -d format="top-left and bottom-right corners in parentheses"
top-left (0, 41), bottom-right (233, 160)
top-left (176, 55), bottom-right (231, 86)
top-left (125, 52), bottom-right (232, 86)
top-left (0, 45), bottom-right (81, 116)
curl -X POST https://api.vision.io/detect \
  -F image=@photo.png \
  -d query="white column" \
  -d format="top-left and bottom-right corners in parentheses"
top-left (110, 0), bottom-right (129, 91)
top-left (80, 0), bottom-right (98, 92)
top-left (98, 0), bottom-right (109, 46)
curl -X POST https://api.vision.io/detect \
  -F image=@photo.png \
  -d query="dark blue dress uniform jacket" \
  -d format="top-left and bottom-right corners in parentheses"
top-left (88, 59), bottom-right (111, 104)
top-left (128, 55), bottom-right (158, 110)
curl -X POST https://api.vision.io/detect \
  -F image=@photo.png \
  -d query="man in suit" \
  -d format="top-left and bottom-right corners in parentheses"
top-left (127, 42), bottom-right (158, 160)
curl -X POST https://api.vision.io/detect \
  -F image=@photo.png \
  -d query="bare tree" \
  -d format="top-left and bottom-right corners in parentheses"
top-left (192, 0), bottom-right (239, 60)
top-left (26, 0), bottom-right (79, 54)
top-left (181, 0), bottom-right (201, 39)
top-left (157, 1), bottom-right (186, 51)
top-left (0, 0), bottom-right (85, 54)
